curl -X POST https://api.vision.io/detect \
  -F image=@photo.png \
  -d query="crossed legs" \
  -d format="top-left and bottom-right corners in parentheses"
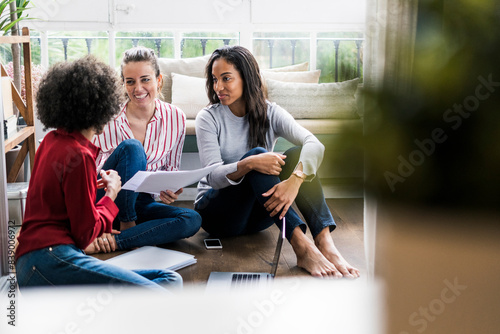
top-left (196, 147), bottom-right (360, 278)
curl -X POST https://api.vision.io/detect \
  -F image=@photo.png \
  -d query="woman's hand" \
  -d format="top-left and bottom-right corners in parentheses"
top-left (249, 152), bottom-right (286, 175)
top-left (98, 169), bottom-right (121, 201)
top-left (159, 188), bottom-right (183, 204)
top-left (84, 229), bottom-right (120, 254)
top-left (262, 176), bottom-right (303, 219)
top-left (96, 229), bottom-right (121, 253)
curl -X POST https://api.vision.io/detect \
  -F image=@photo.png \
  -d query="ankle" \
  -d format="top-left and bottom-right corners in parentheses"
top-left (290, 228), bottom-right (313, 253)
top-left (314, 228), bottom-right (332, 247)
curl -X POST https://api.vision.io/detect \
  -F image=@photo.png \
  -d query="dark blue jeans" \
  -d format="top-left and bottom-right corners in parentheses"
top-left (195, 146), bottom-right (335, 242)
top-left (16, 244), bottom-right (182, 291)
top-left (98, 139), bottom-right (201, 249)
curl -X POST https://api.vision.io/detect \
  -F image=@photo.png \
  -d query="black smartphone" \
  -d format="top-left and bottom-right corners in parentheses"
top-left (204, 238), bottom-right (222, 249)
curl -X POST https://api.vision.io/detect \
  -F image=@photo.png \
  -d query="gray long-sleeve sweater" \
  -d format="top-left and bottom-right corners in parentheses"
top-left (194, 101), bottom-right (325, 203)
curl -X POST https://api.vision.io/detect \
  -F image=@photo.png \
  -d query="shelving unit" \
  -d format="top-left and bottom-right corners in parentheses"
top-left (1, 27), bottom-right (35, 183)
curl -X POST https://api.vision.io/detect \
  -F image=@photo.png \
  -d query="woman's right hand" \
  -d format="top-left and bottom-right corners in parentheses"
top-left (98, 169), bottom-right (122, 201)
top-left (247, 152), bottom-right (286, 175)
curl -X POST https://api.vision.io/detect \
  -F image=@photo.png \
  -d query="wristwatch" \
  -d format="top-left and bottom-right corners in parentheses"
top-left (292, 170), bottom-right (307, 181)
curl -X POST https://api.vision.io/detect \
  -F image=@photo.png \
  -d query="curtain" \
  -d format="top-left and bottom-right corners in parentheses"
top-left (363, 0), bottom-right (418, 278)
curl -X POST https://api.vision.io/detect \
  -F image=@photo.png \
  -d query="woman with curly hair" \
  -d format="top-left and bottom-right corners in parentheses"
top-left (15, 56), bottom-right (182, 290)
top-left (88, 47), bottom-right (201, 254)
top-left (195, 46), bottom-right (360, 278)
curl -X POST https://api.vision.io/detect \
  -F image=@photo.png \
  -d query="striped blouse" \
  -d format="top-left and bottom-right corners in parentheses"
top-left (93, 99), bottom-right (186, 173)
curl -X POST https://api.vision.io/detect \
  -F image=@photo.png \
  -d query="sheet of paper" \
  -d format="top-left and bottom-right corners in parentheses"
top-left (122, 162), bottom-right (222, 195)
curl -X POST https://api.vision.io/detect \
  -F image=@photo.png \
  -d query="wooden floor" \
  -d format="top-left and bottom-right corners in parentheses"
top-left (93, 198), bottom-right (365, 285)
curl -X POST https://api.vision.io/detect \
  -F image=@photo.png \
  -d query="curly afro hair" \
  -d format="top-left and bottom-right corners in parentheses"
top-left (36, 55), bottom-right (124, 133)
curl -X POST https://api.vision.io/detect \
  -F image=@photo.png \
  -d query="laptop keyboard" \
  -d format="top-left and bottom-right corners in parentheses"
top-left (231, 273), bottom-right (261, 288)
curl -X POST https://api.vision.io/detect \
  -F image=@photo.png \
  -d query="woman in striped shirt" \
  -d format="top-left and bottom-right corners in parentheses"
top-left (88, 47), bottom-right (201, 254)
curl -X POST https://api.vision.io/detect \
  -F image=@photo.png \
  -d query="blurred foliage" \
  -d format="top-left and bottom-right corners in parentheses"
top-left (253, 31), bottom-right (362, 82)
top-left (363, 0), bottom-right (500, 210)
top-left (253, 32), bottom-right (309, 70)
top-left (181, 32), bottom-right (238, 58)
top-left (316, 32), bottom-right (363, 83)
top-left (115, 31), bottom-right (174, 66)
top-left (0, 0), bottom-right (32, 35)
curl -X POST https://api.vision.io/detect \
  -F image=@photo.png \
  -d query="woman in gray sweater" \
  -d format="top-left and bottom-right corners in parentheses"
top-left (195, 46), bottom-right (359, 278)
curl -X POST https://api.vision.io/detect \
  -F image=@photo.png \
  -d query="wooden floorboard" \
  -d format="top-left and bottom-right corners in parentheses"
top-left (92, 198), bottom-right (366, 284)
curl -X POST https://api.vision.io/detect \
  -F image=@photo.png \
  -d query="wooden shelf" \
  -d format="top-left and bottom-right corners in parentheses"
top-left (0, 35), bottom-right (30, 44)
top-left (4, 126), bottom-right (34, 152)
top-left (1, 27), bottom-right (36, 183)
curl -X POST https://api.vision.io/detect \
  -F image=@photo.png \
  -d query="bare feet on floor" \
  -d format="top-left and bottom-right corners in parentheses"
top-left (290, 226), bottom-right (360, 278)
top-left (293, 235), bottom-right (343, 278)
top-left (314, 227), bottom-right (360, 278)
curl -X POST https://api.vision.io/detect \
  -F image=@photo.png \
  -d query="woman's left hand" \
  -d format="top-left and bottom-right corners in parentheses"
top-left (159, 188), bottom-right (183, 204)
top-left (262, 178), bottom-right (302, 219)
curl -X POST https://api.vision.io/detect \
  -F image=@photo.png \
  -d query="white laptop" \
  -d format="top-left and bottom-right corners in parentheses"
top-left (205, 218), bottom-right (285, 292)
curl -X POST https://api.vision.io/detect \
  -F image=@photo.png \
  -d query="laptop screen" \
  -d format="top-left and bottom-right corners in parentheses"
top-left (270, 218), bottom-right (285, 277)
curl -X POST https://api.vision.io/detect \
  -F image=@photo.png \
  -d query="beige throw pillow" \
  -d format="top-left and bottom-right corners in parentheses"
top-left (266, 78), bottom-right (360, 119)
top-left (157, 55), bottom-right (210, 103)
top-left (265, 62), bottom-right (309, 72)
top-left (261, 70), bottom-right (321, 83)
top-left (171, 73), bottom-right (209, 119)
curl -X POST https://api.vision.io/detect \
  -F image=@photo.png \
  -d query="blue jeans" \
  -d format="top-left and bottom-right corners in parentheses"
top-left (16, 244), bottom-right (182, 291)
top-left (98, 139), bottom-right (201, 249)
top-left (195, 147), bottom-right (335, 242)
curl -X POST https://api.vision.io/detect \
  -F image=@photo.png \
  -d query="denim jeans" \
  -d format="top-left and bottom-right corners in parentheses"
top-left (98, 139), bottom-right (201, 249)
top-left (195, 146), bottom-right (335, 242)
top-left (16, 244), bottom-right (182, 291)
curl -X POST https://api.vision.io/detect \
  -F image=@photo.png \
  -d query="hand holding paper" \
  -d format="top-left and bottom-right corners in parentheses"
top-left (159, 188), bottom-right (183, 204)
top-left (122, 163), bottom-right (222, 195)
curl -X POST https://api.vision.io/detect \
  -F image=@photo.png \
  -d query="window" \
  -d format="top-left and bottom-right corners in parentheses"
top-left (317, 32), bottom-right (363, 83)
top-left (47, 31), bottom-right (109, 66)
top-left (253, 32), bottom-right (310, 70)
top-left (115, 31), bottom-right (174, 64)
top-left (180, 32), bottom-right (239, 58)
top-left (24, 30), bottom-right (363, 84)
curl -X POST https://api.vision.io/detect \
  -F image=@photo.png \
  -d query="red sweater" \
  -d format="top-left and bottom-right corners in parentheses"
top-left (16, 129), bottom-right (118, 260)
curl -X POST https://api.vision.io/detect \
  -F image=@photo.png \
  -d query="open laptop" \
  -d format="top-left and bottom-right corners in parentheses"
top-left (205, 218), bottom-right (286, 292)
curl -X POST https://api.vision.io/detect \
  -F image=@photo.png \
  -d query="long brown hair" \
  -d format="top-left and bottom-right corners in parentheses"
top-left (206, 46), bottom-right (269, 149)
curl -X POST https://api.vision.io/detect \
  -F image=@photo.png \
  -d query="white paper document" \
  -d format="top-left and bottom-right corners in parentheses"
top-left (122, 162), bottom-right (222, 195)
top-left (105, 246), bottom-right (196, 272)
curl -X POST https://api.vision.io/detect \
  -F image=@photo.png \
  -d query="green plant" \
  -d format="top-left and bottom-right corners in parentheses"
top-left (0, 0), bottom-right (32, 35)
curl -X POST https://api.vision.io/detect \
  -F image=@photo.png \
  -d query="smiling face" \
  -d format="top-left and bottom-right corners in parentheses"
top-left (212, 58), bottom-right (245, 116)
top-left (122, 61), bottom-right (162, 110)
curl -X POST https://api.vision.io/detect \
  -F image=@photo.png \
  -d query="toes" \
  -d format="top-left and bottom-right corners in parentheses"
top-left (336, 264), bottom-right (354, 278)
top-left (325, 267), bottom-right (342, 279)
top-left (332, 271), bottom-right (342, 279)
top-left (349, 267), bottom-right (361, 278)
top-left (311, 270), bottom-right (326, 278)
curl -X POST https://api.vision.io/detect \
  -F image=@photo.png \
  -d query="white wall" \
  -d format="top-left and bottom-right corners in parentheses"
top-left (27, 0), bottom-right (365, 32)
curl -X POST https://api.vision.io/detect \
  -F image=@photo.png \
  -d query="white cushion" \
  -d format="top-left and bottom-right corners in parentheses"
top-left (157, 55), bottom-right (210, 103)
top-left (261, 70), bottom-right (321, 83)
top-left (171, 73), bottom-right (209, 119)
top-left (265, 62), bottom-right (309, 72)
top-left (266, 78), bottom-right (360, 119)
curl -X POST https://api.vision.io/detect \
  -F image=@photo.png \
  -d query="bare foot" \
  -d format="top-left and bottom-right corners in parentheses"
top-left (290, 227), bottom-right (342, 278)
top-left (314, 227), bottom-right (360, 278)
